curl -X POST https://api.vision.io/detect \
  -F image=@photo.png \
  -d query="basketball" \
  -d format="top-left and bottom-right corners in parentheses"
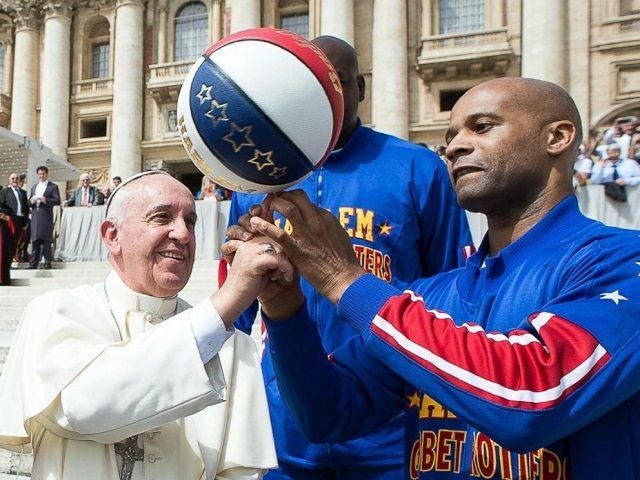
top-left (177, 28), bottom-right (344, 193)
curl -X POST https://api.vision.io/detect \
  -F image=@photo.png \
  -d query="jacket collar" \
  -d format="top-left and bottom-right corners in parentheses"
top-left (463, 195), bottom-right (593, 287)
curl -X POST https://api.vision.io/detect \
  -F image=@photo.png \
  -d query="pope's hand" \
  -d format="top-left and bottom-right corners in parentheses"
top-left (224, 201), bottom-right (304, 322)
top-left (225, 204), bottom-right (264, 243)
top-left (222, 232), bottom-right (305, 321)
top-left (250, 190), bottom-right (365, 305)
top-left (212, 240), bottom-right (296, 326)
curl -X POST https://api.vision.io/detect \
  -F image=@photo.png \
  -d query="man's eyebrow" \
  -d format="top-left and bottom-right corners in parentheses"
top-left (466, 112), bottom-right (504, 123)
top-left (144, 204), bottom-right (197, 220)
top-left (445, 112), bottom-right (504, 143)
top-left (144, 204), bottom-right (173, 215)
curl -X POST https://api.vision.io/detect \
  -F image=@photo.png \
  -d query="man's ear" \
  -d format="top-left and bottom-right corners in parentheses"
top-left (357, 74), bottom-right (365, 102)
top-left (546, 120), bottom-right (577, 156)
top-left (100, 219), bottom-right (122, 256)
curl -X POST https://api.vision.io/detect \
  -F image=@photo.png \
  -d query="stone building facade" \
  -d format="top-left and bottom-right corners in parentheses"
top-left (0, 0), bottom-right (637, 193)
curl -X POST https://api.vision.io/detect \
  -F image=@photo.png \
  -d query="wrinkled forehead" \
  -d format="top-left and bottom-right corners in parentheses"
top-left (128, 176), bottom-right (195, 214)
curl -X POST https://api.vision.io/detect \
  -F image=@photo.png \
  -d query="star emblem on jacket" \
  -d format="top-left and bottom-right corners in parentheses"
top-left (599, 290), bottom-right (628, 305)
top-left (379, 222), bottom-right (393, 236)
top-left (407, 391), bottom-right (421, 409)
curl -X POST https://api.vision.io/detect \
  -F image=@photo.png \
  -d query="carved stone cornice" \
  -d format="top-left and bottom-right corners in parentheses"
top-left (6, 0), bottom-right (42, 30)
top-left (115, 0), bottom-right (145, 8)
top-left (42, 1), bottom-right (75, 19)
top-left (76, 0), bottom-right (114, 10)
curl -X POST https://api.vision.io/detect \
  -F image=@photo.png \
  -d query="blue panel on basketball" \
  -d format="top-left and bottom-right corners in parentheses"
top-left (177, 28), bottom-right (344, 193)
top-left (189, 58), bottom-right (313, 186)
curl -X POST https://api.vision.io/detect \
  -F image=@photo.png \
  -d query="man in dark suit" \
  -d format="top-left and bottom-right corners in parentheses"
top-left (28, 165), bottom-right (61, 269)
top-left (64, 172), bottom-right (103, 207)
top-left (0, 204), bottom-right (13, 285)
top-left (0, 172), bottom-right (29, 264)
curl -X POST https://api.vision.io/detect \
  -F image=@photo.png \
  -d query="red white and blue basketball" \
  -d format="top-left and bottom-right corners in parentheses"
top-left (177, 28), bottom-right (344, 193)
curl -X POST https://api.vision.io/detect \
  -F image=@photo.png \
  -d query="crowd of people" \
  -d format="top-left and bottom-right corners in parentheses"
top-left (0, 166), bottom-right (62, 284)
top-left (573, 116), bottom-right (640, 198)
top-left (0, 170), bottom-right (124, 284)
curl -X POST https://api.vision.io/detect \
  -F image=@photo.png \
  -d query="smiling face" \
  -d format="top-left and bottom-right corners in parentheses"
top-left (444, 80), bottom-right (559, 215)
top-left (8, 174), bottom-right (18, 188)
top-left (111, 175), bottom-right (197, 297)
top-left (37, 168), bottom-right (48, 182)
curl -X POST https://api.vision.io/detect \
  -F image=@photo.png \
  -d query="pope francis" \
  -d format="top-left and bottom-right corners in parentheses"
top-left (0, 171), bottom-right (284, 479)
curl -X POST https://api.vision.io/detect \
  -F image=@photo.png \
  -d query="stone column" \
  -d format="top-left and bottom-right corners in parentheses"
top-left (40, 2), bottom-right (73, 159)
top-left (3, 39), bottom-right (13, 96)
top-left (320, 0), bottom-right (353, 45)
top-left (372, 0), bottom-right (408, 139)
top-left (567, 0), bottom-right (589, 139)
top-left (157, 0), bottom-right (167, 63)
top-left (489, 0), bottom-right (504, 29)
top-left (111, 0), bottom-right (144, 180)
top-left (211, 0), bottom-right (222, 43)
top-left (421, 0), bottom-right (433, 37)
top-left (521, 0), bottom-right (567, 87)
top-left (9, 1), bottom-right (41, 138)
top-left (230, 0), bottom-right (260, 34)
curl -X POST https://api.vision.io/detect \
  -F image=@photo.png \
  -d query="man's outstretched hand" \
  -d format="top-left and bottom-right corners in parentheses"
top-left (250, 190), bottom-right (366, 305)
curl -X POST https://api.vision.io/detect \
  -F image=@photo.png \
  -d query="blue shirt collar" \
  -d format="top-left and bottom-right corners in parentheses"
top-left (466, 195), bottom-right (593, 274)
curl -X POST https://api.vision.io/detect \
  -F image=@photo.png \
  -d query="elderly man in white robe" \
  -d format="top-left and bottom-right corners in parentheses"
top-left (0, 171), bottom-right (283, 479)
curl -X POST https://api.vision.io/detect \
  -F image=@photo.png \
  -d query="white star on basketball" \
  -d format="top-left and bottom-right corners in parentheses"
top-left (599, 290), bottom-right (628, 305)
top-left (196, 84), bottom-right (213, 105)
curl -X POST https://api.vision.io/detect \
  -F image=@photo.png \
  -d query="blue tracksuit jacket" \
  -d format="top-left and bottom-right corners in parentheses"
top-left (266, 196), bottom-right (640, 479)
top-left (228, 123), bottom-right (472, 469)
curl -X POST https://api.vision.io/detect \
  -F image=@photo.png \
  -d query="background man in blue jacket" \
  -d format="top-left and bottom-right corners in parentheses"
top-left (228, 77), bottom-right (640, 479)
top-left (225, 36), bottom-right (472, 480)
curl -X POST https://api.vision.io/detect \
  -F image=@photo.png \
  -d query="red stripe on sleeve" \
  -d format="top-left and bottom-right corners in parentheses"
top-left (217, 256), bottom-right (229, 288)
top-left (372, 292), bottom-right (610, 409)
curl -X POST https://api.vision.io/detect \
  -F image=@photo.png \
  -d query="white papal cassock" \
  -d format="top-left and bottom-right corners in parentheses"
top-left (0, 272), bottom-right (277, 479)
